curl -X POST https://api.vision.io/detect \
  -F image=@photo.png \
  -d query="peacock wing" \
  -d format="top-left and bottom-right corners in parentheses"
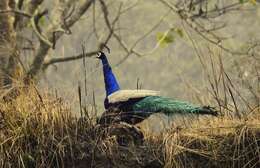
top-left (132, 96), bottom-right (217, 116)
top-left (107, 90), bottom-right (160, 103)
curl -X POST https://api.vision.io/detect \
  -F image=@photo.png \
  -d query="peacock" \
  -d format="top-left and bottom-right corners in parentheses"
top-left (96, 51), bottom-right (217, 125)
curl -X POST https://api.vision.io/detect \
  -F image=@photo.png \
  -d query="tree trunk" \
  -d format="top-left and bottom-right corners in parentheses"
top-left (0, 0), bottom-right (17, 87)
top-left (26, 0), bottom-right (94, 81)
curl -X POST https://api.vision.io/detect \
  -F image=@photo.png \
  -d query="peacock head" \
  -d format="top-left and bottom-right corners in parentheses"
top-left (96, 51), bottom-right (106, 60)
top-left (96, 45), bottom-right (110, 60)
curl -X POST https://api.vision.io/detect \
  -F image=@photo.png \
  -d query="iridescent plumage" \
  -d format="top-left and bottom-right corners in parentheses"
top-left (97, 52), bottom-right (217, 125)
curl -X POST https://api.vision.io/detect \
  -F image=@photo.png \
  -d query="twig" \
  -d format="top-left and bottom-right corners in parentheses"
top-left (42, 51), bottom-right (98, 69)
top-left (120, 0), bottom-right (140, 15)
top-left (115, 10), bottom-right (171, 66)
top-left (30, 9), bottom-right (52, 47)
top-left (159, 0), bottom-right (248, 55)
top-left (100, 0), bottom-right (169, 66)
top-left (0, 10), bottom-right (31, 18)
top-left (42, 0), bottom-right (121, 69)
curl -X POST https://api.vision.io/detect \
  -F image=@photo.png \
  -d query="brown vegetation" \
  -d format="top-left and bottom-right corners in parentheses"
top-left (0, 88), bottom-right (259, 168)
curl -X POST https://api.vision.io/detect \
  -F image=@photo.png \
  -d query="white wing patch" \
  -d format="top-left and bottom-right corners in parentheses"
top-left (108, 90), bottom-right (160, 103)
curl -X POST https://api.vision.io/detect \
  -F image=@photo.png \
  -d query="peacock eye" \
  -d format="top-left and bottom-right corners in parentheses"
top-left (97, 52), bottom-right (102, 58)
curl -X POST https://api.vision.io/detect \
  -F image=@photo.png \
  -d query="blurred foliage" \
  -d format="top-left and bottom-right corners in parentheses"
top-left (239, 0), bottom-right (257, 5)
top-left (156, 28), bottom-right (184, 47)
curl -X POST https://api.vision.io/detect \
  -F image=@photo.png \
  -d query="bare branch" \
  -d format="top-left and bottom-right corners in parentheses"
top-left (42, 0), bottom-right (123, 69)
top-left (65, 0), bottom-right (94, 27)
top-left (114, 16), bottom-right (168, 66)
top-left (99, 0), bottom-right (138, 56)
top-left (0, 9), bottom-right (31, 18)
top-left (30, 9), bottom-right (52, 47)
top-left (27, 0), bottom-right (44, 14)
top-left (120, 0), bottom-right (140, 15)
top-left (43, 51), bottom-right (98, 68)
top-left (159, 0), bottom-right (249, 55)
top-left (44, 51), bottom-right (99, 69)
top-left (14, 0), bottom-right (44, 29)
top-left (26, 0), bottom-right (95, 80)
top-left (99, 0), bottom-right (174, 66)
top-left (41, 28), bottom-right (115, 69)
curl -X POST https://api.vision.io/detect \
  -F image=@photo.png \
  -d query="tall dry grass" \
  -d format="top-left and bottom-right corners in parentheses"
top-left (0, 88), bottom-right (97, 167)
top-left (145, 111), bottom-right (260, 168)
top-left (0, 87), bottom-right (160, 167)
top-left (0, 83), bottom-right (259, 167)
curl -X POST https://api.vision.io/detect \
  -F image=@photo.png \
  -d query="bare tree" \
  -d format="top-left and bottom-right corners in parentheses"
top-left (0, 0), bottom-right (17, 87)
top-left (0, 0), bottom-right (256, 89)
top-left (0, 0), bottom-right (99, 86)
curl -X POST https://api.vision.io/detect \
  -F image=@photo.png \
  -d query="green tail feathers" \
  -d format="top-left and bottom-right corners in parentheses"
top-left (133, 96), bottom-right (218, 116)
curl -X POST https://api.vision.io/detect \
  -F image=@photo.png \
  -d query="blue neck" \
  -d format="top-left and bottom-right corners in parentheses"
top-left (100, 54), bottom-right (120, 96)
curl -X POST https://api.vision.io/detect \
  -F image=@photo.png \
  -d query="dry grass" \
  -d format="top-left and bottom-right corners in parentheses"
top-left (0, 87), bottom-right (259, 168)
top-left (0, 88), bottom-right (157, 168)
top-left (148, 112), bottom-right (260, 168)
